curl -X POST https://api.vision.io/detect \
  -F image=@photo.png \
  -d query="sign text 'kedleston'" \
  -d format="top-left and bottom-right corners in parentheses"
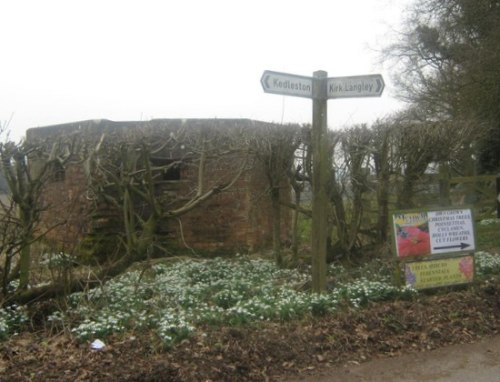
top-left (260, 71), bottom-right (312, 98)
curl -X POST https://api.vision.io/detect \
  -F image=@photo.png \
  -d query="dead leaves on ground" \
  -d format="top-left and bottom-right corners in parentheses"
top-left (1, 280), bottom-right (499, 381)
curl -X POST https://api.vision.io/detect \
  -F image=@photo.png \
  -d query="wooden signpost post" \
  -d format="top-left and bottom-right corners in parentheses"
top-left (261, 69), bottom-right (385, 292)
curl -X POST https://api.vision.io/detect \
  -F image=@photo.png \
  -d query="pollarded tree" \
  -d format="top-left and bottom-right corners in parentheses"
top-left (0, 130), bottom-right (81, 296)
top-left (368, 109), bottom-right (488, 243)
top-left (7, 122), bottom-right (251, 305)
top-left (84, 123), bottom-right (250, 274)
top-left (370, 118), bottom-right (395, 243)
top-left (327, 125), bottom-right (374, 258)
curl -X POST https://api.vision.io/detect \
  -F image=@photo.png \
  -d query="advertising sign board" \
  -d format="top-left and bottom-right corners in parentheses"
top-left (393, 208), bottom-right (475, 259)
top-left (392, 208), bottom-right (476, 290)
top-left (404, 255), bottom-right (474, 289)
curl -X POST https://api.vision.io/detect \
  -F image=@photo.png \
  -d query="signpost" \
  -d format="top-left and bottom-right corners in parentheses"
top-left (261, 69), bottom-right (385, 292)
top-left (310, 71), bottom-right (329, 293)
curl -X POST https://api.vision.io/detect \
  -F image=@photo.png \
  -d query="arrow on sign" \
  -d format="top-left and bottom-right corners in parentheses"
top-left (433, 242), bottom-right (471, 251)
top-left (327, 74), bottom-right (385, 99)
top-left (260, 70), bottom-right (313, 98)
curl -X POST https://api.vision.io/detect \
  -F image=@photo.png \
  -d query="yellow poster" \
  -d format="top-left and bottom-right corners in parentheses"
top-left (404, 256), bottom-right (474, 289)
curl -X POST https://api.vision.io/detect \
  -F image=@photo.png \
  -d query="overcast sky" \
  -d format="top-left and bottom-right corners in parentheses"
top-left (1, 0), bottom-right (412, 141)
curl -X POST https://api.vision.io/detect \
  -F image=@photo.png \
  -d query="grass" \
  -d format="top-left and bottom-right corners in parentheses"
top-left (476, 218), bottom-right (500, 251)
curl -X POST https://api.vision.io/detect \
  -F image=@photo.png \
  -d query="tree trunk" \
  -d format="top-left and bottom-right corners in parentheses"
top-left (377, 175), bottom-right (390, 243)
top-left (18, 208), bottom-right (32, 290)
top-left (291, 185), bottom-right (301, 263)
top-left (439, 161), bottom-right (451, 207)
top-left (374, 136), bottom-right (390, 244)
top-left (271, 187), bottom-right (282, 266)
top-left (330, 173), bottom-right (349, 256)
top-left (398, 176), bottom-right (415, 209)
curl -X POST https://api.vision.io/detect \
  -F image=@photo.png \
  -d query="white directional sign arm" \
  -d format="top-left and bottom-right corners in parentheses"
top-left (260, 70), bottom-right (313, 98)
top-left (327, 74), bottom-right (385, 99)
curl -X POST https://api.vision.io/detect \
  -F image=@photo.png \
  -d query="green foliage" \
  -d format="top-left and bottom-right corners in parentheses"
top-left (39, 252), bottom-right (77, 268)
top-left (476, 218), bottom-right (500, 250)
top-left (5, 228), bottom-right (498, 346)
top-left (297, 212), bottom-right (312, 244)
top-left (329, 258), bottom-right (395, 285)
top-left (336, 278), bottom-right (415, 308)
top-left (78, 234), bottom-right (122, 264)
top-left (3, 250), bottom-right (499, 345)
top-left (0, 304), bottom-right (28, 340)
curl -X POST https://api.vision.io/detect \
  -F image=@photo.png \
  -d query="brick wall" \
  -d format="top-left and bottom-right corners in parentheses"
top-left (27, 119), bottom-right (292, 254)
top-left (37, 161), bottom-right (93, 251)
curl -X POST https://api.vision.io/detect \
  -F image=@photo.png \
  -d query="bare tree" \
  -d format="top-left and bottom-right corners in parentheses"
top-left (383, 0), bottom-right (500, 172)
top-left (0, 131), bottom-right (81, 298)
top-left (84, 123), bottom-right (249, 274)
top-left (327, 125), bottom-right (374, 258)
top-left (370, 119), bottom-right (393, 243)
top-left (2, 122), bottom-right (251, 305)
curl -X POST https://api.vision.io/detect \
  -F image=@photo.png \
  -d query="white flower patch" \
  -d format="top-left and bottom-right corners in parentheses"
top-left (479, 218), bottom-right (500, 226)
top-left (63, 256), bottom-right (419, 345)
top-left (475, 251), bottom-right (500, 276)
top-left (0, 305), bottom-right (28, 340)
